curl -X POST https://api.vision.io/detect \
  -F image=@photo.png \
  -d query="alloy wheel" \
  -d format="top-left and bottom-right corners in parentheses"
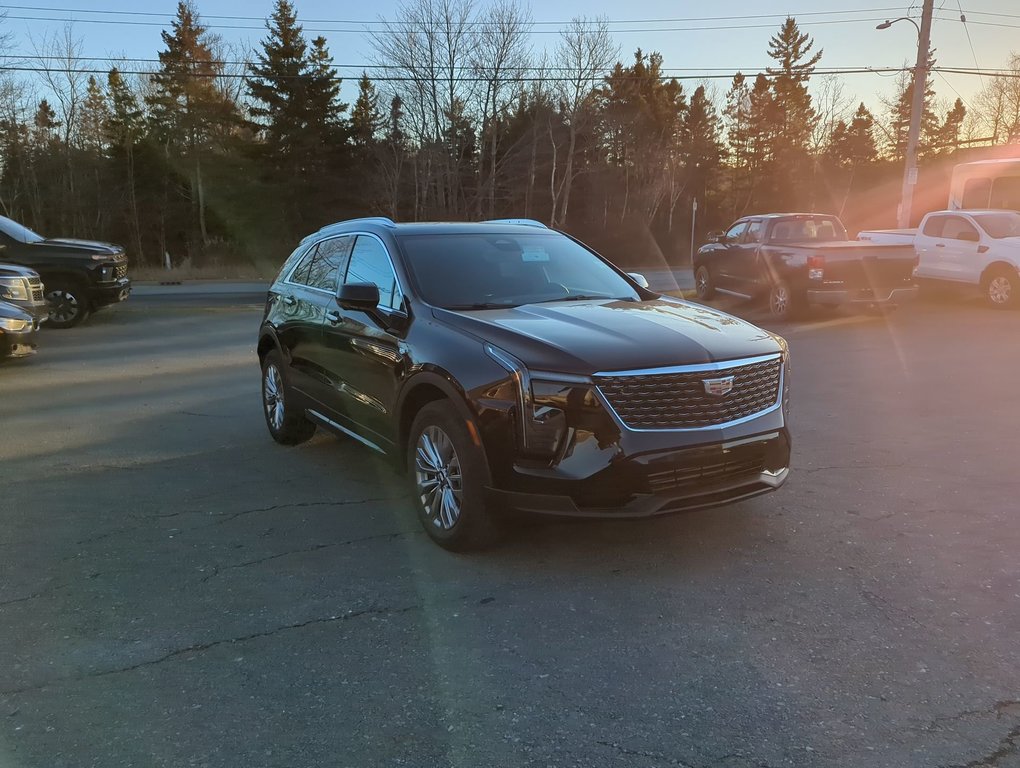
top-left (46, 289), bottom-right (81, 324)
top-left (263, 363), bottom-right (285, 431)
top-left (695, 267), bottom-right (709, 298)
top-left (414, 425), bottom-right (463, 530)
top-left (988, 275), bottom-right (1013, 305)
top-left (770, 284), bottom-right (790, 316)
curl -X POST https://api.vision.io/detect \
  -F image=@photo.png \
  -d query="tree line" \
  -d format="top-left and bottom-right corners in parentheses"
top-left (0, 0), bottom-right (1016, 269)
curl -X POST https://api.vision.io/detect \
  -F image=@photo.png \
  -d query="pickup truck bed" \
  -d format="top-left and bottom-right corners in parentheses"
top-left (771, 241), bottom-right (918, 306)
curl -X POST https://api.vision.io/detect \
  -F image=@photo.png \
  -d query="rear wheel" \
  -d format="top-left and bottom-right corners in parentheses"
top-left (261, 350), bottom-right (316, 445)
top-left (983, 268), bottom-right (1018, 309)
top-left (694, 265), bottom-right (715, 300)
top-left (407, 400), bottom-right (500, 551)
top-left (768, 281), bottom-right (801, 320)
top-left (45, 281), bottom-right (91, 328)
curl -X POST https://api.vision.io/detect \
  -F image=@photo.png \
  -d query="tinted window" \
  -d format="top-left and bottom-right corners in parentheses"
top-left (305, 236), bottom-right (349, 292)
top-left (345, 235), bottom-right (403, 310)
top-left (289, 245), bottom-right (319, 286)
top-left (398, 232), bottom-right (641, 309)
top-left (972, 212), bottom-right (1020, 239)
top-left (724, 221), bottom-right (748, 241)
top-left (963, 177), bottom-right (992, 209)
top-left (768, 216), bottom-right (847, 242)
top-left (990, 176), bottom-right (1020, 211)
top-left (941, 217), bottom-right (978, 241)
top-left (922, 216), bottom-right (945, 237)
top-left (744, 221), bottom-right (765, 243)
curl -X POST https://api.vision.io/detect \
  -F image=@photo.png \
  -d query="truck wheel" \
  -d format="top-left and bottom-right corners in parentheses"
top-left (261, 350), bottom-right (316, 445)
top-left (407, 400), bottom-right (501, 551)
top-left (45, 281), bottom-right (91, 329)
top-left (768, 281), bottom-right (801, 320)
top-left (694, 266), bottom-right (715, 300)
top-left (983, 268), bottom-right (1017, 309)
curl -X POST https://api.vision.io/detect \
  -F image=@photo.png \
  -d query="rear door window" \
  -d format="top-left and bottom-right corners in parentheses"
top-left (744, 221), bottom-right (765, 243)
top-left (305, 236), bottom-right (351, 292)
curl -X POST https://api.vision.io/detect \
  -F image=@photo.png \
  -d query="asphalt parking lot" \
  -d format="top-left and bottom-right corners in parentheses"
top-left (2, 294), bottom-right (1020, 768)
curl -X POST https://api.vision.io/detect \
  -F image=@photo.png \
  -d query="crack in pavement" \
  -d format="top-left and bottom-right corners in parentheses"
top-left (596, 740), bottom-right (697, 767)
top-left (0, 604), bottom-right (419, 697)
top-left (198, 530), bottom-right (417, 582)
top-left (928, 699), bottom-right (1020, 768)
top-left (208, 497), bottom-right (405, 527)
top-left (0, 582), bottom-right (69, 608)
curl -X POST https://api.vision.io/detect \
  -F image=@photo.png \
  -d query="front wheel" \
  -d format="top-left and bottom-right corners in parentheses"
top-left (694, 265), bottom-right (715, 300)
top-left (407, 400), bottom-right (500, 551)
top-left (45, 281), bottom-right (91, 328)
top-left (984, 268), bottom-right (1018, 309)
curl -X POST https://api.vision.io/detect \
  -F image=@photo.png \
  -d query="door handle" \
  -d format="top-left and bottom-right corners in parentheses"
top-left (282, 295), bottom-right (297, 306)
top-left (934, 243), bottom-right (945, 248)
top-left (326, 310), bottom-right (344, 325)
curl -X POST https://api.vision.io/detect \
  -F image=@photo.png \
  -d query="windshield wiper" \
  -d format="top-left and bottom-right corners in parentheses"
top-left (536, 293), bottom-right (623, 303)
top-left (444, 302), bottom-right (520, 310)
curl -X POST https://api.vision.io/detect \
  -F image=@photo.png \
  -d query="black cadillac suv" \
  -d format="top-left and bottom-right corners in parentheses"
top-left (257, 218), bottom-right (791, 550)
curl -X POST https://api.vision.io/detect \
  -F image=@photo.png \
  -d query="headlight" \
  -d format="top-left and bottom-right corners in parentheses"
top-left (0, 316), bottom-right (31, 332)
top-left (99, 265), bottom-right (115, 281)
top-left (0, 277), bottom-right (29, 301)
top-left (485, 343), bottom-right (616, 460)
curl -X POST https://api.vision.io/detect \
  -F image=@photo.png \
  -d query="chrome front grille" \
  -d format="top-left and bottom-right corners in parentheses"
top-left (28, 276), bottom-right (43, 301)
top-left (115, 263), bottom-right (128, 279)
top-left (595, 356), bottom-right (782, 430)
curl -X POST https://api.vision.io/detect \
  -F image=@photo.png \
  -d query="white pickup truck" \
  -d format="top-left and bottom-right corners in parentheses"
top-left (859, 209), bottom-right (1020, 308)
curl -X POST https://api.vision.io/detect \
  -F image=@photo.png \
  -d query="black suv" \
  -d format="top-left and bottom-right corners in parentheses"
top-left (0, 215), bottom-right (130, 328)
top-left (257, 218), bottom-right (791, 550)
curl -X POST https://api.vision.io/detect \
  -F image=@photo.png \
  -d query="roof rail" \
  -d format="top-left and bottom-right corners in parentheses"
top-left (323, 216), bottom-right (396, 230)
top-left (483, 218), bottom-right (548, 229)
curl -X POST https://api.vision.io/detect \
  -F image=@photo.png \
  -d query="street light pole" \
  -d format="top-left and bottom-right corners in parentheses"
top-left (878, 0), bottom-right (935, 229)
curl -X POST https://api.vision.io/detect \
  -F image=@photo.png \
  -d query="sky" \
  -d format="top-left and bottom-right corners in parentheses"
top-left (4, 0), bottom-right (1019, 125)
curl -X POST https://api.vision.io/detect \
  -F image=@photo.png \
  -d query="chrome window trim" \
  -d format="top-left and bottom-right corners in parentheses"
top-left (592, 353), bottom-right (784, 433)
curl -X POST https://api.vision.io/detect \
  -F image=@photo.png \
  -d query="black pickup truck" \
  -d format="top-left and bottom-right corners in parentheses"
top-left (0, 215), bottom-right (130, 328)
top-left (694, 213), bottom-right (918, 318)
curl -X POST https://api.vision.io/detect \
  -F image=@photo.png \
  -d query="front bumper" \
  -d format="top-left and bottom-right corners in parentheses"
top-left (488, 430), bottom-right (791, 518)
top-left (90, 278), bottom-right (131, 307)
top-left (807, 285), bottom-right (918, 306)
top-left (1, 324), bottom-right (40, 359)
top-left (6, 298), bottom-right (49, 324)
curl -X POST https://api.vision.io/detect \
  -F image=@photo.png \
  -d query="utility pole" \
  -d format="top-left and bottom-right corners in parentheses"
top-left (899, 0), bottom-right (934, 229)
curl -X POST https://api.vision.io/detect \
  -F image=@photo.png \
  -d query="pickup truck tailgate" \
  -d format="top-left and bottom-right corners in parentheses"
top-left (810, 242), bottom-right (916, 299)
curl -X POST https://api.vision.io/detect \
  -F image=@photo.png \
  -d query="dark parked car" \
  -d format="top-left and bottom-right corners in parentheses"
top-left (0, 300), bottom-right (39, 360)
top-left (694, 213), bottom-right (918, 318)
top-left (0, 263), bottom-right (48, 323)
top-left (257, 217), bottom-right (791, 550)
top-left (0, 215), bottom-right (130, 328)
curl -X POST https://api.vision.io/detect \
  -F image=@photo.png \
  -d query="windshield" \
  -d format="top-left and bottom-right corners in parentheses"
top-left (972, 211), bottom-right (1020, 239)
top-left (0, 215), bottom-right (44, 243)
top-left (397, 232), bottom-right (642, 309)
top-left (767, 215), bottom-right (847, 243)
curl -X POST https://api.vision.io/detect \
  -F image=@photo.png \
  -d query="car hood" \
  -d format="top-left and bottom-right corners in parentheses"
top-left (33, 238), bottom-right (125, 257)
top-left (0, 262), bottom-right (40, 279)
top-left (0, 299), bottom-right (33, 321)
top-left (433, 298), bottom-right (782, 374)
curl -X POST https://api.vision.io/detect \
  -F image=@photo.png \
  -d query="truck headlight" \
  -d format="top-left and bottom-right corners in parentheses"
top-left (0, 316), bottom-right (31, 332)
top-left (0, 277), bottom-right (29, 301)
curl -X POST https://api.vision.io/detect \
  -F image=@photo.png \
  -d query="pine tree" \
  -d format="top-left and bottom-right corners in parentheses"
top-left (930, 98), bottom-right (966, 155)
top-left (829, 102), bottom-right (877, 168)
top-left (79, 76), bottom-right (109, 154)
top-left (106, 68), bottom-right (143, 148)
top-left (350, 72), bottom-right (384, 147)
top-left (886, 48), bottom-right (938, 161)
top-left (305, 35), bottom-right (347, 143)
top-left (245, 0), bottom-right (309, 160)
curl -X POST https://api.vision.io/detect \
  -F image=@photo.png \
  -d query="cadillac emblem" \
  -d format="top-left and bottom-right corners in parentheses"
top-left (702, 376), bottom-right (735, 396)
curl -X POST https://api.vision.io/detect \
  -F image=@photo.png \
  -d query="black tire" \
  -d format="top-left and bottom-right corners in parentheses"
top-left (406, 400), bottom-right (501, 551)
top-left (45, 281), bottom-right (91, 329)
top-left (261, 350), bottom-right (316, 445)
top-left (694, 265), bottom-right (715, 300)
top-left (982, 267), bottom-right (1018, 309)
top-left (768, 280), bottom-right (802, 320)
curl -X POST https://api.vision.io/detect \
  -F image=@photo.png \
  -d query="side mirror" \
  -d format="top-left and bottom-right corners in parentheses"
top-left (707, 230), bottom-right (724, 243)
top-left (337, 282), bottom-right (380, 311)
top-left (627, 272), bottom-right (650, 289)
top-left (958, 230), bottom-right (980, 243)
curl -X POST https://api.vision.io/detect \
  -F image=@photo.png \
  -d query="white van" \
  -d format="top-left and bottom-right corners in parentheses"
top-left (948, 158), bottom-right (1020, 212)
